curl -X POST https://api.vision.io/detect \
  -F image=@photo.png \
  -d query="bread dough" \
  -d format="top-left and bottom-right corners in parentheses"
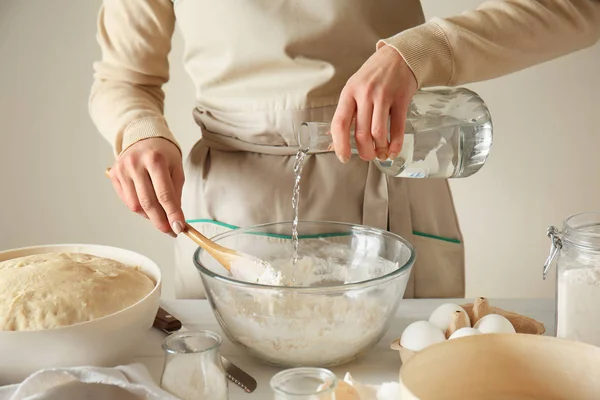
top-left (0, 252), bottom-right (155, 331)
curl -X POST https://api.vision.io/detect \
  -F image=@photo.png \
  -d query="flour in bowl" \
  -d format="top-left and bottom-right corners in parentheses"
top-left (211, 249), bottom-right (408, 366)
top-left (229, 258), bottom-right (283, 285)
top-left (229, 249), bottom-right (399, 287)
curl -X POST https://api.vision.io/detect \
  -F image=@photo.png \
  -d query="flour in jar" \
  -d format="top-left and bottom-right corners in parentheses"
top-left (161, 352), bottom-right (228, 400)
top-left (557, 266), bottom-right (600, 347)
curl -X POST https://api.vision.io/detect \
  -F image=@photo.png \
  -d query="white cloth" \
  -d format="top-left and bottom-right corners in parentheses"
top-left (0, 363), bottom-right (178, 400)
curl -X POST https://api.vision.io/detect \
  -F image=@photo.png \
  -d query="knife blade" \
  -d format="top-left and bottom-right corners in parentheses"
top-left (154, 306), bottom-right (257, 394)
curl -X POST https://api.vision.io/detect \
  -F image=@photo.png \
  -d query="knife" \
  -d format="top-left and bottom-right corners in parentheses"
top-left (153, 306), bottom-right (257, 394)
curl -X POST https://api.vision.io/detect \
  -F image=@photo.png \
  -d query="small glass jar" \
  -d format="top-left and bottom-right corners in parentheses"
top-left (544, 211), bottom-right (600, 346)
top-left (270, 367), bottom-right (337, 400)
top-left (160, 330), bottom-right (229, 400)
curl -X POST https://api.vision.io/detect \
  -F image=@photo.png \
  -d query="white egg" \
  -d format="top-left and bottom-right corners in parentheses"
top-left (474, 314), bottom-right (516, 334)
top-left (448, 327), bottom-right (482, 340)
top-left (400, 321), bottom-right (446, 351)
top-left (428, 303), bottom-right (471, 331)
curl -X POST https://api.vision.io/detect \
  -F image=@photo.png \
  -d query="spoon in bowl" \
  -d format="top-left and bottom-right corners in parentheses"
top-left (104, 168), bottom-right (276, 279)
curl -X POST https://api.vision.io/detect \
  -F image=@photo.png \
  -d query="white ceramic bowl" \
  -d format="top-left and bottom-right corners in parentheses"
top-left (0, 244), bottom-right (161, 384)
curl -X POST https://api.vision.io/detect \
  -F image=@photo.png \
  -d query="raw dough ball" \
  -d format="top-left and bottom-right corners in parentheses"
top-left (400, 321), bottom-right (446, 351)
top-left (474, 314), bottom-right (516, 334)
top-left (448, 327), bottom-right (482, 340)
top-left (0, 252), bottom-right (155, 331)
top-left (429, 303), bottom-right (471, 331)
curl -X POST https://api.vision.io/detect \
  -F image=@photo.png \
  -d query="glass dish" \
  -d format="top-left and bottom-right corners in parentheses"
top-left (194, 221), bottom-right (415, 367)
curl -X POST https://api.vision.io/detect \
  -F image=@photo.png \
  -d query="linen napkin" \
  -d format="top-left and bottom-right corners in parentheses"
top-left (0, 363), bottom-right (179, 400)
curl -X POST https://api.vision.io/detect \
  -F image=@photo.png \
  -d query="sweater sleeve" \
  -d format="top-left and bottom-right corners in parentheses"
top-left (378, 0), bottom-right (600, 88)
top-left (89, 0), bottom-right (179, 156)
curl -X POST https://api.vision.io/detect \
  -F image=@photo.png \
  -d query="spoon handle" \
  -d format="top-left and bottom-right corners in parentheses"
top-left (182, 223), bottom-right (234, 255)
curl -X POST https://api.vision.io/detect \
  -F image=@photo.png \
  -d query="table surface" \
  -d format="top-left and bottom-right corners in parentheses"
top-left (134, 298), bottom-right (554, 399)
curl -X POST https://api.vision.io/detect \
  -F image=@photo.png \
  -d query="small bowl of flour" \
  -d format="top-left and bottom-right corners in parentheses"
top-left (193, 221), bottom-right (415, 367)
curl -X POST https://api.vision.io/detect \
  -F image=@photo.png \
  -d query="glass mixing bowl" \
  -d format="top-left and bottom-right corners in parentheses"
top-left (193, 221), bottom-right (415, 367)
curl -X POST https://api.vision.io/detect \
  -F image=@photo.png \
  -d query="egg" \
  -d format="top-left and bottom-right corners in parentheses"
top-left (428, 303), bottom-right (471, 331)
top-left (474, 314), bottom-right (516, 334)
top-left (448, 327), bottom-right (482, 340)
top-left (400, 321), bottom-right (446, 351)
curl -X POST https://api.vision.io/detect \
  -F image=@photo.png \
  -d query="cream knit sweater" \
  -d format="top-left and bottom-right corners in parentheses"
top-left (89, 0), bottom-right (600, 154)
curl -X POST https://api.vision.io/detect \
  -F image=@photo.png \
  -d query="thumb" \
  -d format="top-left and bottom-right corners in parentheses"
top-left (170, 165), bottom-right (186, 235)
top-left (169, 212), bottom-right (186, 236)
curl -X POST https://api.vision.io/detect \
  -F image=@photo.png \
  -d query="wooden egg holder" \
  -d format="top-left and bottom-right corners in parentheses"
top-left (391, 297), bottom-right (546, 363)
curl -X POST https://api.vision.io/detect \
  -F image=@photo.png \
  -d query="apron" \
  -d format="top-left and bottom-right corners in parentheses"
top-left (171, 0), bottom-right (465, 299)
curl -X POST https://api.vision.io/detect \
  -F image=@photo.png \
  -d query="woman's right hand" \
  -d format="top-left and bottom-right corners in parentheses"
top-left (107, 138), bottom-right (185, 237)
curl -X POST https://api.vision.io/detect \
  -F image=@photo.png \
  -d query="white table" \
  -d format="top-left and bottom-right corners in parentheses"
top-left (134, 298), bottom-right (554, 399)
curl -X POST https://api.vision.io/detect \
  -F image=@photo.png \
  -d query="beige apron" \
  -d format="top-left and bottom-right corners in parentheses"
top-left (171, 0), bottom-right (465, 299)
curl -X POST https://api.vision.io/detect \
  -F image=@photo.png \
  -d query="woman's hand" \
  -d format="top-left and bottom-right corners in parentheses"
top-left (331, 44), bottom-right (418, 163)
top-left (107, 138), bottom-right (185, 237)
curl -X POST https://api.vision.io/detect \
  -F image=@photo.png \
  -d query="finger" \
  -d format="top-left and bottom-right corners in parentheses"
top-left (371, 102), bottom-right (390, 161)
top-left (107, 168), bottom-right (124, 199)
top-left (172, 166), bottom-right (186, 233)
top-left (388, 101), bottom-right (407, 160)
top-left (115, 168), bottom-right (148, 219)
top-left (108, 170), bottom-right (129, 210)
top-left (172, 165), bottom-right (185, 205)
top-left (148, 162), bottom-right (186, 235)
top-left (355, 100), bottom-right (376, 161)
top-left (132, 171), bottom-right (175, 237)
top-left (330, 93), bottom-right (355, 163)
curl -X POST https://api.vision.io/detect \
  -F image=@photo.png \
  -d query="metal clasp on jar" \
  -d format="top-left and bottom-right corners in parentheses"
top-left (543, 226), bottom-right (563, 280)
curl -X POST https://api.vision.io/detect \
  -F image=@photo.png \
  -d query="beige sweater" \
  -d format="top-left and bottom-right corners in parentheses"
top-left (89, 0), bottom-right (600, 155)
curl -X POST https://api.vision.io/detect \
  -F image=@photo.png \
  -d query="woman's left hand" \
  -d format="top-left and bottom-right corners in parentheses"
top-left (331, 44), bottom-right (418, 163)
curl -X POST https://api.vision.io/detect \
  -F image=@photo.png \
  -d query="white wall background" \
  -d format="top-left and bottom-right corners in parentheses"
top-left (0, 0), bottom-right (598, 299)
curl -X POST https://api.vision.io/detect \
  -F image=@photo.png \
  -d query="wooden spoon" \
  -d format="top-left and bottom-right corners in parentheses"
top-left (104, 168), bottom-right (270, 274)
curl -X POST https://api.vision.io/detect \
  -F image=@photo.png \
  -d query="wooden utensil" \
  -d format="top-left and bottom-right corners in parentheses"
top-left (104, 168), bottom-right (268, 273)
top-left (399, 334), bottom-right (600, 399)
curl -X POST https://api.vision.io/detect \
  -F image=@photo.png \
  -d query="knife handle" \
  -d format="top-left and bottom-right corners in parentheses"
top-left (154, 306), bottom-right (182, 332)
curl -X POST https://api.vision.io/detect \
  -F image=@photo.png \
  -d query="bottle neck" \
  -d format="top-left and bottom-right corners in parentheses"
top-left (296, 122), bottom-right (332, 152)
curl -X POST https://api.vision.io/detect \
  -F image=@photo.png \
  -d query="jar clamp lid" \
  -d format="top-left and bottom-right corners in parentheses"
top-left (543, 211), bottom-right (600, 280)
top-left (543, 226), bottom-right (562, 280)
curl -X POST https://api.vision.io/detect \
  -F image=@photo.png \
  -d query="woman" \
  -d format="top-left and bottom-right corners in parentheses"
top-left (90, 0), bottom-right (599, 299)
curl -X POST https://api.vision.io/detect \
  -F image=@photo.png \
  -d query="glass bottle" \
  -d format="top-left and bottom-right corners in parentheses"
top-left (296, 87), bottom-right (493, 179)
top-left (543, 211), bottom-right (600, 346)
top-left (160, 330), bottom-right (229, 400)
top-left (270, 367), bottom-right (337, 400)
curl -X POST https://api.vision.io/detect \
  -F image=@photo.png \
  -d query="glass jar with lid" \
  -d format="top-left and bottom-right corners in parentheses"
top-left (543, 211), bottom-right (600, 346)
top-left (270, 367), bottom-right (337, 400)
